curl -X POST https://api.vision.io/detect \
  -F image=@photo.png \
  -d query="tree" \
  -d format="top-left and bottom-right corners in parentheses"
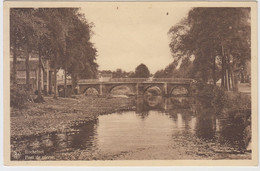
top-left (134, 64), bottom-right (150, 78)
top-left (10, 8), bottom-right (44, 90)
top-left (10, 8), bottom-right (49, 102)
top-left (66, 11), bottom-right (98, 94)
top-left (37, 8), bottom-right (97, 98)
top-left (10, 9), bottom-right (21, 85)
top-left (168, 8), bottom-right (250, 91)
top-left (10, 8), bottom-right (98, 100)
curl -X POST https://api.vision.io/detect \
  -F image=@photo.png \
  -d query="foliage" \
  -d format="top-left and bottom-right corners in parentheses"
top-left (134, 63), bottom-right (150, 78)
top-left (195, 82), bottom-right (251, 115)
top-left (167, 8), bottom-right (251, 90)
top-left (10, 85), bottom-right (30, 108)
top-left (225, 92), bottom-right (251, 111)
top-left (154, 59), bottom-right (194, 78)
top-left (196, 82), bottom-right (227, 113)
top-left (10, 8), bottom-right (98, 98)
top-left (154, 61), bottom-right (178, 78)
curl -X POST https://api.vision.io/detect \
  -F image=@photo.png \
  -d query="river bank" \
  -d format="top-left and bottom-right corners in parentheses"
top-left (11, 96), bottom-right (135, 138)
top-left (10, 84), bottom-right (252, 161)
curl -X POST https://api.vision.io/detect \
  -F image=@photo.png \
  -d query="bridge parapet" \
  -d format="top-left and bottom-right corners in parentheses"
top-left (78, 78), bottom-right (196, 84)
top-left (78, 79), bottom-right (100, 84)
top-left (152, 78), bottom-right (196, 83)
top-left (109, 78), bottom-right (148, 82)
top-left (58, 78), bottom-right (196, 86)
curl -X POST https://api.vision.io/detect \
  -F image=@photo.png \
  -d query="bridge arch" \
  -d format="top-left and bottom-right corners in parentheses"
top-left (83, 87), bottom-right (99, 96)
top-left (107, 84), bottom-right (135, 95)
top-left (109, 85), bottom-right (134, 95)
top-left (170, 85), bottom-right (189, 96)
top-left (144, 85), bottom-right (162, 96)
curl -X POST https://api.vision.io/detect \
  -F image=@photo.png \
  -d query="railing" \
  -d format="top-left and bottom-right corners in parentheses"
top-left (152, 78), bottom-right (195, 83)
top-left (109, 78), bottom-right (148, 82)
top-left (77, 78), bottom-right (195, 84)
top-left (57, 78), bottom-right (196, 85)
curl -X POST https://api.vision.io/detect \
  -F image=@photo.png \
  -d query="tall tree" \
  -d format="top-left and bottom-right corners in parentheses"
top-left (10, 8), bottom-right (98, 99)
top-left (168, 8), bottom-right (250, 91)
top-left (39, 8), bottom-right (74, 99)
top-left (134, 63), bottom-right (150, 78)
top-left (66, 11), bottom-right (98, 93)
top-left (10, 8), bottom-right (49, 93)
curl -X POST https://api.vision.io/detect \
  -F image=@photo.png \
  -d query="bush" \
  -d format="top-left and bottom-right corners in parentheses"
top-left (225, 92), bottom-right (251, 111)
top-left (195, 82), bottom-right (227, 113)
top-left (10, 85), bottom-right (30, 108)
top-left (195, 82), bottom-right (251, 115)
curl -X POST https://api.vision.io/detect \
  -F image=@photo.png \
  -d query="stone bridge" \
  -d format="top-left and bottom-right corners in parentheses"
top-left (72, 78), bottom-right (197, 97)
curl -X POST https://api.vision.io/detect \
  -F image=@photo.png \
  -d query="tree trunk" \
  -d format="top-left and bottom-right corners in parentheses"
top-left (53, 54), bottom-right (58, 99)
top-left (221, 42), bottom-right (229, 91)
top-left (35, 46), bottom-right (44, 102)
top-left (71, 72), bottom-right (76, 95)
top-left (64, 36), bottom-right (68, 98)
top-left (25, 41), bottom-right (30, 91)
top-left (221, 57), bottom-right (225, 88)
top-left (227, 55), bottom-right (232, 91)
top-left (221, 43), bottom-right (225, 88)
top-left (232, 63), bottom-right (239, 92)
top-left (12, 42), bottom-right (17, 85)
top-left (64, 61), bottom-right (67, 98)
top-left (230, 65), bottom-right (235, 92)
top-left (225, 68), bottom-right (228, 91)
top-left (212, 54), bottom-right (216, 85)
top-left (233, 74), bottom-right (239, 92)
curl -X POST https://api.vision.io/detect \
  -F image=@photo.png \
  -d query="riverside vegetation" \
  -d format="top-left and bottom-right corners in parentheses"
top-left (11, 82), bottom-right (251, 139)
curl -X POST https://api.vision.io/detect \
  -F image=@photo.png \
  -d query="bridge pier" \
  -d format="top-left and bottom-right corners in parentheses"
top-left (136, 83), bottom-right (139, 95)
top-left (99, 84), bottom-right (103, 96)
top-left (164, 83), bottom-right (168, 96)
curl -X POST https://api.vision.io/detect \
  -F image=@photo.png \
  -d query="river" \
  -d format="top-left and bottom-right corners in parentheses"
top-left (11, 95), bottom-right (251, 160)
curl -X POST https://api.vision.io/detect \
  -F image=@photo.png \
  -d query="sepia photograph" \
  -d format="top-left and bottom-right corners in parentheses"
top-left (3, 1), bottom-right (258, 166)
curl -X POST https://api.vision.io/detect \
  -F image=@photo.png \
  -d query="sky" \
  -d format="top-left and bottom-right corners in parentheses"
top-left (81, 3), bottom-right (191, 74)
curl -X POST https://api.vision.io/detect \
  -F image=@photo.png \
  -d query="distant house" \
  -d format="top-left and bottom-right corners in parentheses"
top-left (98, 73), bottom-right (112, 82)
top-left (10, 50), bottom-right (53, 94)
top-left (243, 60), bottom-right (251, 83)
top-left (207, 78), bottom-right (214, 85)
top-left (216, 79), bottom-right (222, 87)
top-left (56, 69), bottom-right (71, 82)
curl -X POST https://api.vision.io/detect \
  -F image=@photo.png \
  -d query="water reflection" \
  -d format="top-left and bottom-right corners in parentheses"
top-left (12, 119), bottom-right (98, 160)
top-left (11, 95), bottom-right (251, 160)
top-left (217, 112), bottom-right (251, 151)
top-left (136, 95), bottom-right (250, 149)
top-left (195, 107), bottom-right (216, 140)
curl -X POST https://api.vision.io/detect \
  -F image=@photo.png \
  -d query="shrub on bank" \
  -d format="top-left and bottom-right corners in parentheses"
top-left (196, 82), bottom-right (227, 111)
top-left (195, 82), bottom-right (251, 115)
top-left (225, 92), bottom-right (251, 111)
top-left (10, 85), bottom-right (31, 108)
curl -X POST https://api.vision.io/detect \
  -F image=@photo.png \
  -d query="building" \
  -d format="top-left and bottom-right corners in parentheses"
top-left (10, 50), bottom-right (53, 94)
top-left (98, 73), bottom-right (112, 82)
